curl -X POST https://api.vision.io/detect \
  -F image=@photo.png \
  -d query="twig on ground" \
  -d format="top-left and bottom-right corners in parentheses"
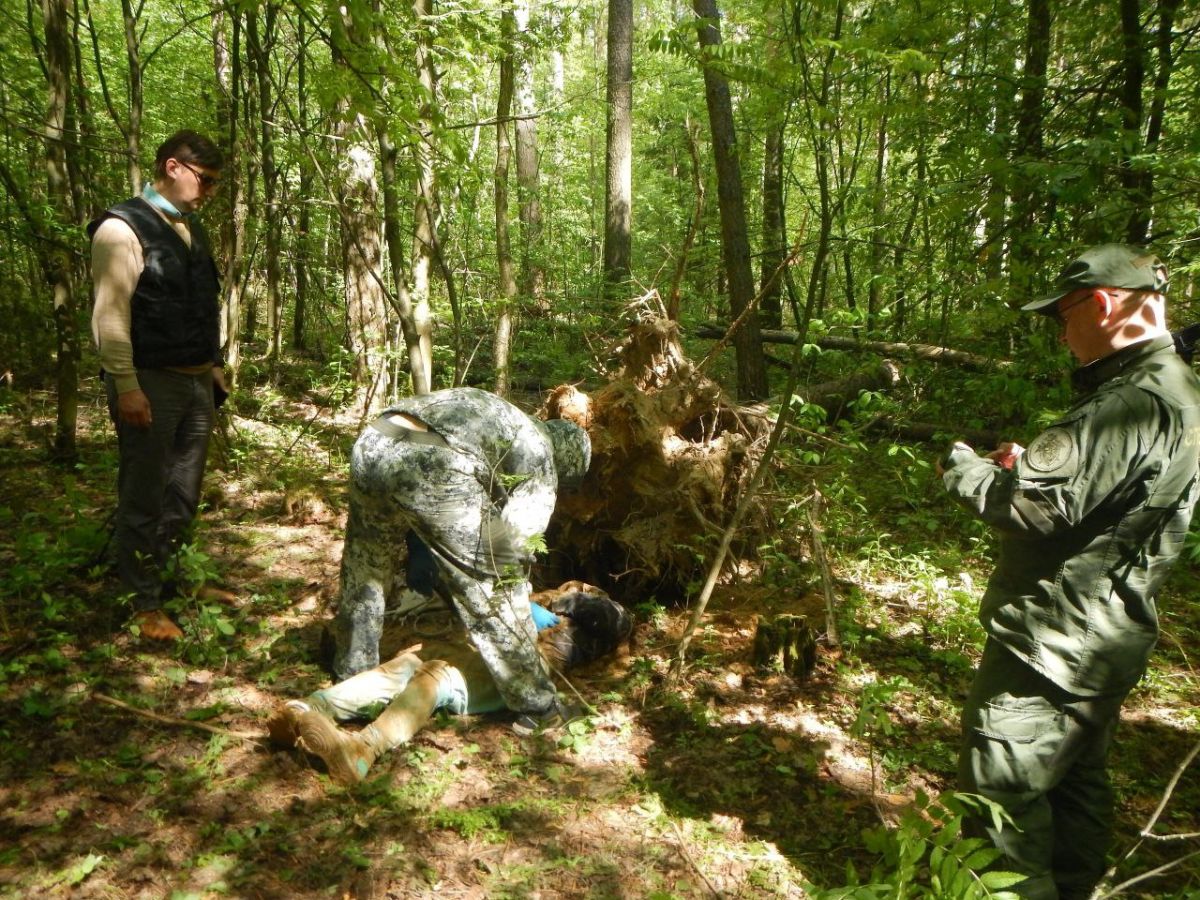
top-left (669, 818), bottom-right (723, 899)
top-left (93, 692), bottom-right (266, 744)
top-left (1093, 736), bottom-right (1200, 898)
top-left (1095, 848), bottom-right (1200, 898)
top-left (1144, 831), bottom-right (1200, 842)
top-left (551, 668), bottom-right (595, 714)
top-left (806, 487), bottom-right (840, 646)
top-left (1139, 737), bottom-right (1200, 840)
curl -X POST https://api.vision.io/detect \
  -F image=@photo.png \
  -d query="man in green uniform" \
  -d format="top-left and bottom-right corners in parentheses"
top-left (939, 245), bottom-right (1200, 898)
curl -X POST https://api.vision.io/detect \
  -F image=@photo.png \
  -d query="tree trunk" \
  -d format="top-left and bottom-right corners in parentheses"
top-left (119, 0), bottom-right (142, 193)
top-left (513, 0), bottom-right (546, 312)
top-left (1141, 0), bottom-right (1181, 243)
top-left (802, 0), bottom-right (843, 341)
top-left (339, 122), bottom-right (389, 416)
top-left (666, 117), bottom-right (704, 321)
top-left (293, 15), bottom-right (309, 352)
top-left (893, 73), bottom-right (927, 339)
top-left (752, 615), bottom-right (816, 681)
top-left (247, 5), bottom-right (283, 360)
top-left (409, 0), bottom-right (438, 394)
top-left (213, 5), bottom-right (245, 384)
top-left (759, 123), bottom-right (785, 329)
top-left (692, 324), bottom-right (1014, 371)
top-left (981, 81), bottom-right (1011, 283)
top-left (867, 71), bottom-right (889, 332)
top-left (1008, 0), bottom-right (1050, 293)
top-left (67, 0), bottom-right (93, 222)
top-left (494, 6), bottom-right (518, 397)
top-left (1119, 0), bottom-right (1146, 244)
top-left (330, 3), bottom-right (390, 415)
top-left (42, 0), bottom-right (80, 459)
top-left (379, 129), bottom-right (431, 396)
top-left (603, 0), bottom-right (633, 307)
top-left (82, 0), bottom-right (125, 195)
top-left (693, 0), bottom-right (768, 401)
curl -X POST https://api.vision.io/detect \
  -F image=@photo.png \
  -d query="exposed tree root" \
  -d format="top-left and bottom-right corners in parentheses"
top-left (541, 313), bottom-right (769, 602)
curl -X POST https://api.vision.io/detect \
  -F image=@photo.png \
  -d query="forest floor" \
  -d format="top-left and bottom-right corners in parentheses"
top-left (2, 370), bottom-right (1199, 899)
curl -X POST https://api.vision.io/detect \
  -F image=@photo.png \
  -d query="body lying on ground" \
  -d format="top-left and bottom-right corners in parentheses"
top-left (268, 582), bottom-right (632, 783)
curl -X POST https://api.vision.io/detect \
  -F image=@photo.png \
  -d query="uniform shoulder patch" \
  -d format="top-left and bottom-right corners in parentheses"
top-left (1023, 426), bottom-right (1076, 475)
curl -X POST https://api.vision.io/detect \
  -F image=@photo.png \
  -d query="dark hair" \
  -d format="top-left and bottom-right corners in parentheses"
top-left (154, 130), bottom-right (224, 179)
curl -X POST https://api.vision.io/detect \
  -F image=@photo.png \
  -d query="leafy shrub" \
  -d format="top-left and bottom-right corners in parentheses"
top-left (808, 791), bottom-right (1024, 899)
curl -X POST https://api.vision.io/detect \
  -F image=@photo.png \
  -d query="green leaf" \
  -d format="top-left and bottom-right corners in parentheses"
top-left (979, 870), bottom-right (1028, 890)
top-left (64, 853), bottom-right (104, 886)
top-left (963, 847), bottom-right (1002, 869)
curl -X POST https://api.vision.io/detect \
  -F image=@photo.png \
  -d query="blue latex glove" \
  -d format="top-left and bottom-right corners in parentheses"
top-left (530, 601), bottom-right (560, 631)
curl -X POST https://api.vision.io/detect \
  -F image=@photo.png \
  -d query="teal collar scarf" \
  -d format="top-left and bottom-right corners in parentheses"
top-left (141, 183), bottom-right (186, 219)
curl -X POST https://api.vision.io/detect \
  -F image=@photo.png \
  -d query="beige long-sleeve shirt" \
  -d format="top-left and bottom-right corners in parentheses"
top-left (90, 205), bottom-right (211, 394)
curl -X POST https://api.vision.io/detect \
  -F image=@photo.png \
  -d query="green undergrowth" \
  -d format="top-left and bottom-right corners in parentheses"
top-left (3, 359), bottom-right (1200, 897)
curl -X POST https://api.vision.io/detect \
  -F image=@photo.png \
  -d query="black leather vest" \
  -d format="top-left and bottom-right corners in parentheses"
top-left (88, 198), bottom-right (221, 369)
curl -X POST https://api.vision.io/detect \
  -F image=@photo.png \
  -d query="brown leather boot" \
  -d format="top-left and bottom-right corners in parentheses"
top-left (294, 708), bottom-right (380, 783)
top-left (266, 700), bottom-right (313, 748)
top-left (294, 661), bottom-right (455, 783)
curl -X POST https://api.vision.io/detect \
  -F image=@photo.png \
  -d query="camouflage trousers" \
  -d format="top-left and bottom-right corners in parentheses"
top-left (332, 428), bottom-right (556, 715)
top-left (959, 639), bottom-right (1129, 900)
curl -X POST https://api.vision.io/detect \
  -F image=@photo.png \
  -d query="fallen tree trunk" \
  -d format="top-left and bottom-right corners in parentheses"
top-left (804, 360), bottom-right (902, 422)
top-left (692, 324), bottom-right (1012, 371)
top-left (864, 416), bottom-right (1003, 449)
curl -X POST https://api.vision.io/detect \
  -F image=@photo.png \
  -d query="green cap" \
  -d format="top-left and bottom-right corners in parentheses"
top-left (1022, 244), bottom-right (1169, 314)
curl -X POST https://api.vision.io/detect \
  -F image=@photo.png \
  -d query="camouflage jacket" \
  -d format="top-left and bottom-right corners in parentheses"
top-left (378, 387), bottom-right (558, 571)
top-left (942, 335), bottom-right (1200, 695)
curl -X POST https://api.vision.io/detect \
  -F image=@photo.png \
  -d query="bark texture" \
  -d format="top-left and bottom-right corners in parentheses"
top-left (603, 0), bottom-right (633, 303)
top-left (693, 0), bottom-right (768, 401)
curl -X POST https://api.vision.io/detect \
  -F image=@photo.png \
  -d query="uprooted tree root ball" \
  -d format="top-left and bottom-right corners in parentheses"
top-left (540, 315), bottom-right (770, 602)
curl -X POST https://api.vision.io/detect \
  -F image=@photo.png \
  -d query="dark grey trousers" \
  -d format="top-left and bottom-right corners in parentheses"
top-left (105, 369), bottom-right (214, 612)
top-left (959, 639), bottom-right (1129, 900)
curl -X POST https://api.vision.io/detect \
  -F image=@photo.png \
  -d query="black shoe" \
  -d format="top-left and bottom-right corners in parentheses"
top-left (512, 699), bottom-right (583, 736)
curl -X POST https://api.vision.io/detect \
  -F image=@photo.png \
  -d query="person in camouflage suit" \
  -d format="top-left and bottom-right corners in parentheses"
top-left (332, 387), bottom-right (591, 727)
top-left (938, 245), bottom-right (1200, 899)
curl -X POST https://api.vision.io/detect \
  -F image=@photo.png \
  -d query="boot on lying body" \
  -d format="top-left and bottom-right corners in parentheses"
top-left (269, 588), bottom-right (608, 749)
top-left (293, 659), bottom-right (469, 783)
top-left (267, 646), bottom-right (427, 748)
top-left (272, 584), bottom-right (633, 779)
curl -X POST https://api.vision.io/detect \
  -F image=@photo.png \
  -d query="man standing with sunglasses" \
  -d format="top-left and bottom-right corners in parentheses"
top-left (937, 245), bottom-right (1200, 898)
top-left (89, 130), bottom-right (227, 641)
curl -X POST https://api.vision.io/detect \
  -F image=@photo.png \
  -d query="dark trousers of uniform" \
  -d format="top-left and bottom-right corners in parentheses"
top-left (105, 369), bottom-right (214, 612)
top-left (959, 639), bottom-right (1128, 900)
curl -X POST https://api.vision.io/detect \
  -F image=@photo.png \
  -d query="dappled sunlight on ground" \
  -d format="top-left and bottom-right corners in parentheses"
top-left (2, 381), bottom-right (1198, 897)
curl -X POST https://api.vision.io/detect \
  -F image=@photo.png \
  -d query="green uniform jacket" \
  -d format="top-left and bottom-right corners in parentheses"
top-left (943, 335), bottom-right (1200, 696)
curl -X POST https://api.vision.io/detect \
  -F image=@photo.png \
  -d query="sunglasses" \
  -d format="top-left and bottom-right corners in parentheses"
top-left (178, 161), bottom-right (221, 189)
top-left (1052, 293), bottom-right (1092, 326)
